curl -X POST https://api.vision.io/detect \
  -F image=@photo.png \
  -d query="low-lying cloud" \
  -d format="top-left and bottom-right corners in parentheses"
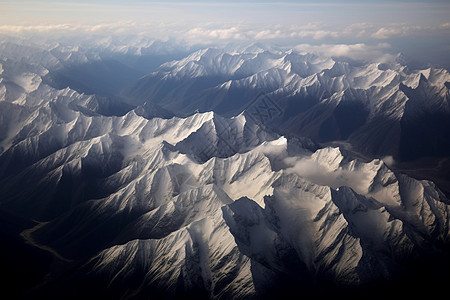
top-left (293, 43), bottom-right (394, 62)
top-left (284, 155), bottom-right (372, 195)
top-left (0, 21), bottom-right (447, 44)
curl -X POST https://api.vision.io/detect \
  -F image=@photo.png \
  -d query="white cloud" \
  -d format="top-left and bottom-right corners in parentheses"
top-left (180, 23), bottom-right (344, 44)
top-left (0, 24), bottom-right (73, 33)
top-left (284, 155), bottom-right (372, 195)
top-left (371, 24), bottom-right (427, 39)
top-left (288, 29), bottom-right (339, 40)
top-left (372, 27), bottom-right (406, 39)
top-left (293, 43), bottom-right (393, 62)
top-left (440, 22), bottom-right (450, 29)
top-left (186, 27), bottom-right (243, 40)
top-left (0, 21), bottom-right (140, 34)
top-left (0, 19), bottom-right (446, 56)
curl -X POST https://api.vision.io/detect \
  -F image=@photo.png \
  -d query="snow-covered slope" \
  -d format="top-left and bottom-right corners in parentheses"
top-left (1, 41), bottom-right (450, 298)
top-left (127, 46), bottom-right (450, 161)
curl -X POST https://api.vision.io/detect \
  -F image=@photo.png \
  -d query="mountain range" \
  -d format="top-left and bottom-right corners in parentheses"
top-left (127, 45), bottom-right (450, 162)
top-left (1, 39), bottom-right (450, 298)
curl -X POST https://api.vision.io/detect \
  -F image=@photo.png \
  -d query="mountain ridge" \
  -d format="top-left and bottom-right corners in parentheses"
top-left (125, 46), bottom-right (450, 164)
top-left (1, 41), bottom-right (450, 298)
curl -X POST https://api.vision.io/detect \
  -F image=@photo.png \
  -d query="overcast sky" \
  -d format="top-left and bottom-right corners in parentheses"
top-left (1, 1), bottom-right (449, 67)
top-left (2, 1), bottom-right (449, 25)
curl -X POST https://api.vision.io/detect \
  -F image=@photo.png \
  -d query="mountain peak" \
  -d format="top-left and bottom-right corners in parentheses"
top-left (2, 40), bottom-right (450, 298)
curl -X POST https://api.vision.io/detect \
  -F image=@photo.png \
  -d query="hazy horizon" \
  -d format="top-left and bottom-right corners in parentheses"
top-left (1, 1), bottom-right (449, 68)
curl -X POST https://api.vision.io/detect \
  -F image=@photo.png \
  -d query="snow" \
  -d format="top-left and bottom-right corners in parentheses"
top-left (11, 71), bottom-right (42, 93)
top-left (1, 40), bottom-right (450, 298)
top-left (137, 45), bottom-right (450, 136)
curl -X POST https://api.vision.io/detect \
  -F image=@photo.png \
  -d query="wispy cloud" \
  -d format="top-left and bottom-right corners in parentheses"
top-left (293, 43), bottom-right (394, 62)
top-left (371, 24), bottom-right (428, 39)
top-left (0, 22), bottom-right (138, 33)
top-left (0, 21), bottom-right (446, 47)
top-left (186, 27), bottom-right (243, 41)
top-left (182, 23), bottom-right (341, 44)
top-left (441, 22), bottom-right (450, 29)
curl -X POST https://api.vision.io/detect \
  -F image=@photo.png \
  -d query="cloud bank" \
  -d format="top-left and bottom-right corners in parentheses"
top-left (1, 21), bottom-right (448, 44)
top-left (0, 1), bottom-right (448, 68)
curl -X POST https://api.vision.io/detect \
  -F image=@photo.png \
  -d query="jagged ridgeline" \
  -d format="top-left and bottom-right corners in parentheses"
top-left (126, 46), bottom-right (450, 162)
top-left (0, 40), bottom-right (449, 298)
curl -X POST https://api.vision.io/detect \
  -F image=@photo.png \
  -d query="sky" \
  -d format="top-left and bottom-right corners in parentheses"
top-left (0, 0), bottom-right (449, 67)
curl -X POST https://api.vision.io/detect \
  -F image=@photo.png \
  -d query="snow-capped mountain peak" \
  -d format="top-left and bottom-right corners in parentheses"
top-left (1, 40), bottom-right (450, 298)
